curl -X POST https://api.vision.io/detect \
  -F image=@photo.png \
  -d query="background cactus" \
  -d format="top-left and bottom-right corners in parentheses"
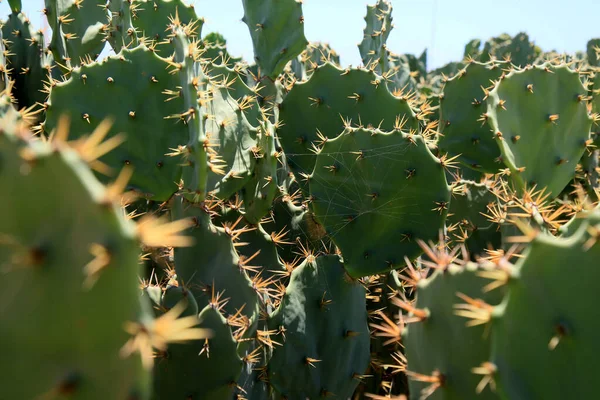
top-left (1, 2), bottom-right (47, 112)
top-left (486, 63), bottom-right (593, 198)
top-left (241, 0), bottom-right (308, 79)
top-left (44, 0), bottom-right (108, 68)
top-left (44, 44), bottom-right (188, 200)
top-left (438, 60), bottom-right (507, 172)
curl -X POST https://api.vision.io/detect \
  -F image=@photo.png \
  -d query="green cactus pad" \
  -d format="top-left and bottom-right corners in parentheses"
top-left (586, 39), bottom-right (600, 67)
top-left (204, 62), bottom-right (262, 126)
top-left (290, 42), bottom-right (341, 81)
top-left (0, 29), bottom-right (9, 93)
top-left (558, 205), bottom-right (600, 238)
top-left (45, 45), bottom-right (187, 200)
top-left (356, 1), bottom-right (420, 94)
top-left (447, 180), bottom-right (501, 258)
top-left (358, 0), bottom-right (392, 71)
top-left (403, 51), bottom-right (427, 81)
top-left (143, 279), bottom-right (244, 398)
top-left (235, 339), bottom-right (274, 400)
top-left (464, 39), bottom-right (482, 59)
top-left (385, 50), bottom-right (419, 95)
top-left (592, 70), bottom-right (600, 125)
top-left (153, 304), bottom-right (243, 399)
top-left (0, 122), bottom-right (150, 400)
top-left (490, 212), bottom-right (600, 399)
top-left (202, 42), bottom-right (243, 69)
top-left (270, 191), bottom-right (329, 264)
top-left (0, 92), bottom-right (19, 121)
top-left (277, 62), bottom-right (419, 186)
top-left (241, 0), bottom-right (308, 78)
top-left (212, 202), bottom-right (287, 304)
top-left (429, 61), bottom-right (464, 85)
top-left (203, 84), bottom-right (259, 199)
top-left (172, 198), bottom-right (260, 342)
top-left (45, 0), bottom-right (109, 67)
top-left (242, 120), bottom-right (278, 224)
top-left (486, 63), bottom-right (593, 198)
top-left (1, 10), bottom-right (47, 111)
top-left (132, 0), bottom-right (202, 58)
top-left (308, 127), bottom-right (450, 277)
top-left (7, 0), bottom-right (21, 12)
top-left (480, 33), bottom-right (539, 68)
top-left (161, 284), bottom-right (199, 318)
top-left (403, 263), bottom-right (503, 400)
top-left (107, 0), bottom-right (138, 52)
top-left (438, 61), bottom-right (506, 172)
top-left (268, 255), bottom-right (370, 399)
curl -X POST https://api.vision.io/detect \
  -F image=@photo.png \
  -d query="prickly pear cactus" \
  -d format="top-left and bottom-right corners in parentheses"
top-left (487, 210), bottom-right (600, 399)
top-left (241, 0), bottom-right (308, 78)
top-left (480, 33), bottom-right (539, 67)
top-left (438, 61), bottom-right (506, 172)
top-left (0, 29), bottom-right (8, 92)
top-left (267, 255), bottom-right (370, 399)
top-left (44, 45), bottom-right (187, 200)
top-left (586, 39), bottom-right (600, 67)
top-left (202, 84), bottom-right (259, 200)
top-left (4, 1), bottom-right (600, 399)
top-left (172, 198), bottom-right (261, 341)
top-left (0, 118), bottom-right (151, 399)
top-left (403, 263), bottom-right (504, 400)
top-left (290, 41), bottom-right (341, 81)
top-left (202, 33), bottom-right (244, 69)
top-left (44, 0), bottom-right (109, 68)
top-left (592, 70), bottom-right (600, 121)
top-left (132, 0), bottom-right (202, 57)
top-left (356, 0), bottom-right (418, 94)
top-left (308, 127), bottom-right (450, 277)
top-left (150, 297), bottom-right (243, 399)
top-left (486, 63), bottom-right (593, 197)
top-left (270, 189), bottom-right (330, 264)
top-left (1, 6), bottom-right (47, 111)
top-left (242, 120), bottom-right (279, 224)
top-left (358, 0), bottom-right (392, 72)
top-left (277, 62), bottom-right (419, 186)
top-left (447, 180), bottom-right (502, 258)
top-left (107, 0), bottom-right (138, 52)
top-left (212, 202), bottom-right (287, 293)
top-left (464, 39), bottom-right (482, 59)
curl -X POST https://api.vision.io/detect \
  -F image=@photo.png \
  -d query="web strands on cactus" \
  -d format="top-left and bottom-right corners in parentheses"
top-left (283, 139), bottom-right (421, 242)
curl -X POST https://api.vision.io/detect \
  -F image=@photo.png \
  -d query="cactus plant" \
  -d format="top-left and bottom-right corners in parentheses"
top-left (403, 262), bottom-right (504, 400)
top-left (241, 0), bottom-right (308, 79)
top-left (277, 62), bottom-right (419, 188)
top-left (486, 63), bottom-right (593, 198)
top-left (44, 0), bottom-right (109, 68)
top-left (307, 126), bottom-right (450, 277)
top-left (1, 4), bottom-right (47, 111)
top-left (107, 0), bottom-right (138, 52)
top-left (131, 0), bottom-right (202, 57)
top-left (438, 60), bottom-right (507, 172)
top-left (0, 110), bottom-right (180, 400)
top-left (267, 255), bottom-right (371, 399)
top-left (44, 44), bottom-right (188, 201)
top-left (487, 210), bottom-right (600, 399)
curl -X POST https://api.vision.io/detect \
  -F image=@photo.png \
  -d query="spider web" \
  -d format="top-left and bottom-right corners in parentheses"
top-left (281, 134), bottom-right (432, 245)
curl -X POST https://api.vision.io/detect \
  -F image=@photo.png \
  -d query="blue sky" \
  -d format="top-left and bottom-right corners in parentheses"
top-left (3, 0), bottom-right (599, 70)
